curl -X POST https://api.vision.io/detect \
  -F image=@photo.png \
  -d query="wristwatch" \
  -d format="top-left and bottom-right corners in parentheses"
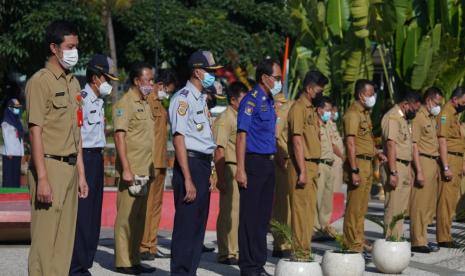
top-left (390, 170), bottom-right (398, 176)
top-left (351, 168), bottom-right (360, 174)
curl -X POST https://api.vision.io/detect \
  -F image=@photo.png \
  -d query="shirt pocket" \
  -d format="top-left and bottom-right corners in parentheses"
top-left (88, 110), bottom-right (101, 125)
top-left (359, 120), bottom-right (369, 136)
top-left (52, 94), bottom-right (68, 109)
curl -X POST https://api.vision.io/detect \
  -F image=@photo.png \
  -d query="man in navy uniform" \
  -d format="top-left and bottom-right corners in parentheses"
top-left (169, 50), bottom-right (222, 275)
top-left (236, 59), bottom-right (282, 276)
top-left (70, 54), bottom-right (118, 276)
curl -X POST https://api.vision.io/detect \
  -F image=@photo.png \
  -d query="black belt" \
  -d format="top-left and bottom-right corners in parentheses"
top-left (448, 151), bottom-right (464, 157)
top-left (320, 159), bottom-right (334, 166)
top-left (396, 158), bottom-right (411, 166)
top-left (356, 155), bottom-right (374, 161)
top-left (83, 147), bottom-right (103, 153)
top-left (44, 154), bottom-right (77, 165)
top-left (305, 158), bottom-right (321, 164)
top-left (419, 153), bottom-right (439, 160)
top-left (246, 153), bottom-right (274, 160)
top-left (225, 161), bottom-right (237, 165)
top-left (187, 150), bottom-right (212, 162)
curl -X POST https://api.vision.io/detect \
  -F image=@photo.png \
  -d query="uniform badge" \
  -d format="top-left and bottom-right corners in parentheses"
top-left (81, 91), bottom-right (88, 98)
top-left (252, 91), bottom-right (258, 98)
top-left (246, 101), bottom-right (256, 107)
top-left (116, 108), bottom-right (124, 117)
top-left (177, 101), bottom-right (188, 116)
top-left (441, 116), bottom-right (447, 124)
top-left (196, 123), bottom-right (204, 131)
top-left (245, 106), bottom-right (253, 115)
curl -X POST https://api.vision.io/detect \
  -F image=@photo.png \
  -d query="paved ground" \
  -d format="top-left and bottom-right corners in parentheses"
top-left (1, 200), bottom-right (465, 275)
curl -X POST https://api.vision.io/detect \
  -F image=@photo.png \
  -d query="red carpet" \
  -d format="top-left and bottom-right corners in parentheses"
top-left (0, 190), bottom-right (345, 240)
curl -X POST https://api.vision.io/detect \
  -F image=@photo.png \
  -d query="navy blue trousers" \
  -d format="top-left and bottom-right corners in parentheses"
top-left (239, 155), bottom-right (275, 275)
top-left (2, 155), bottom-right (21, 187)
top-left (170, 157), bottom-right (211, 276)
top-left (69, 149), bottom-right (104, 276)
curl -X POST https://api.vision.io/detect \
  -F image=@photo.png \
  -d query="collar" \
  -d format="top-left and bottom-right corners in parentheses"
top-left (419, 106), bottom-right (431, 118)
top-left (227, 105), bottom-right (238, 115)
top-left (444, 102), bottom-right (456, 115)
top-left (129, 87), bottom-right (143, 103)
top-left (83, 84), bottom-right (100, 103)
top-left (186, 80), bottom-right (202, 100)
top-left (46, 61), bottom-right (69, 80)
top-left (394, 104), bottom-right (405, 118)
top-left (298, 94), bottom-right (312, 107)
top-left (354, 101), bottom-right (366, 113)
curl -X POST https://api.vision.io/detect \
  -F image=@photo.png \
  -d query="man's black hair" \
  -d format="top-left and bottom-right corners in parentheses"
top-left (255, 59), bottom-right (280, 83)
top-left (303, 70), bottom-right (328, 90)
top-left (155, 68), bottom-right (178, 86)
top-left (129, 62), bottom-right (153, 86)
top-left (399, 91), bottom-right (422, 104)
top-left (314, 95), bottom-right (332, 109)
top-left (354, 79), bottom-right (375, 100)
top-left (423, 87), bottom-right (443, 103)
top-left (86, 66), bottom-right (104, 84)
top-left (45, 20), bottom-right (78, 54)
top-left (226, 81), bottom-right (248, 104)
top-left (451, 87), bottom-right (465, 99)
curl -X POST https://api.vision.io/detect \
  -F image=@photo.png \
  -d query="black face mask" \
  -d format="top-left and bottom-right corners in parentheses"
top-left (405, 110), bottom-right (416, 120)
top-left (456, 104), bottom-right (465, 113)
top-left (311, 92), bottom-right (323, 106)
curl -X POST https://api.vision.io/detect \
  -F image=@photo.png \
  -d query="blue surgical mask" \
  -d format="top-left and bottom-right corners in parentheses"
top-left (270, 80), bottom-right (282, 96)
top-left (321, 111), bottom-right (332, 123)
top-left (201, 72), bottom-right (215, 88)
top-left (333, 111), bottom-right (339, 121)
top-left (9, 107), bottom-right (20, 115)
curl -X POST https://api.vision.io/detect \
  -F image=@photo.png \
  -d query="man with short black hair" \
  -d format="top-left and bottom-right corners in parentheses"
top-left (26, 19), bottom-right (88, 276)
top-left (381, 92), bottom-right (421, 239)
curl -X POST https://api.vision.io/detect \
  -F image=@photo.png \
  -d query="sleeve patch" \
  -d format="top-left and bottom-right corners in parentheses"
top-left (81, 91), bottom-right (88, 98)
top-left (441, 116), bottom-right (447, 124)
top-left (116, 108), bottom-right (124, 117)
top-left (177, 101), bottom-right (188, 116)
top-left (245, 106), bottom-right (253, 115)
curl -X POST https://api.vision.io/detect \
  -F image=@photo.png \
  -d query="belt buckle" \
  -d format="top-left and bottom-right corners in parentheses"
top-left (68, 155), bottom-right (77, 165)
top-left (269, 155), bottom-right (275, 161)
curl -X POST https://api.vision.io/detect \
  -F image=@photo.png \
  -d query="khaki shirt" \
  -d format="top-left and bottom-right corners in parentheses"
top-left (437, 102), bottom-right (465, 152)
top-left (412, 106), bottom-right (439, 156)
top-left (147, 93), bottom-right (168, 168)
top-left (275, 99), bottom-right (293, 159)
top-left (381, 104), bottom-right (413, 161)
top-left (113, 88), bottom-right (154, 176)
top-left (343, 101), bottom-right (375, 156)
top-left (320, 122), bottom-right (334, 160)
top-left (329, 121), bottom-right (345, 156)
top-left (288, 95), bottom-right (321, 159)
top-left (25, 62), bottom-right (80, 156)
top-left (212, 106), bottom-right (237, 163)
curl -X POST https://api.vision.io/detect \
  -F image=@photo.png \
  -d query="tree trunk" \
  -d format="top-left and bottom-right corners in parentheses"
top-left (105, 8), bottom-right (119, 102)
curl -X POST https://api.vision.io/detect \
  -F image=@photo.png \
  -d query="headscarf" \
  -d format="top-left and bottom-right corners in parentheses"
top-left (2, 98), bottom-right (24, 139)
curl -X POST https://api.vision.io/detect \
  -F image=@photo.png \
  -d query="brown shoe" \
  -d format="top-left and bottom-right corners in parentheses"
top-left (324, 226), bottom-right (338, 239)
top-left (363, 240), bottom-right (373, 253)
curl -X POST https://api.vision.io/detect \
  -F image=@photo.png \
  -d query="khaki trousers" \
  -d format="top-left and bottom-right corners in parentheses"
top-left (271, 162), bottom-right (292, 251)
top-left (410, 156), bottom-right (439, 246)
top-left (216, 163), bottom-right (240, 261)
top-left (333, 157), bottom-right (344, 192)
top-left (314, 163), bottom-right (334, 231)
top-left (457, 170), bottom-right (465, 218)
top-left (288, 159), bottom-right (318, 257)
top-left (140, 168), bottom-right (166, 254)
top-left (28, 158), bottom-right (78, 276)
top-left (114, 178), bottom-right (149, 267)
top-left (343, 159), bottom-right (372, 252)
top-left (437, 154), bottom-right (463, 242)
top-left (383, 162), bottom-right (412, 240)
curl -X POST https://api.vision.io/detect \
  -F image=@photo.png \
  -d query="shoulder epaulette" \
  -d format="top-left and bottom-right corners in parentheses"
top-left (251, 90), bottom-right (258, 98)
top-left (81, 90), bottom-right (88, 99)
top-left (179, 89), bottom-right (189, 97)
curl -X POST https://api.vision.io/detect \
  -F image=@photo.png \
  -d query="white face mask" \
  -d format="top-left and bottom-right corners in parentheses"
top-left (430, 105), bottom-right (441, 116)
top-left (98, 81), bottom-right (113, 96)
top-left (58, 48), bottom-right (79, 69)
top-left (364, 95), bottom-right (376, 108)
top-left (157, 90), bottom-right (169, 100)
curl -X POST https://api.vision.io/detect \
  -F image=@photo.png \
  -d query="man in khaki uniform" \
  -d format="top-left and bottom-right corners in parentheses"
top-left (313, 97), bottom-right (339, 239)
top-left (213, 82), bottom-right (247, 265)
top-left (113, 62), bottom-right (156, 274)
top-left (330, 106), bottom-right (345, 193)
top-left (140, 69), bottom-right (177, 260)
top-left (287, 70), bottom-right (328, 257)
top-left (343, 79), bottom-right (386, 252)
top-left (26, 20), bottom-right (88, 276)
top-left (271, 92), bottom-right (294, 258)
top-left (436, 87), bottom-right (465, 248)
top-left (381, 92), bottom-right (421, 240)
top-left (410, 87), bottom-right (443, 253)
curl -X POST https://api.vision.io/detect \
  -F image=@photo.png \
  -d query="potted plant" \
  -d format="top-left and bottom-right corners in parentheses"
top-left (367, 211), bottom-right (411, 274)
top-left (270, 220), bottom-right (323, 276)
top-left (321, 232), bottom-right (365, 276)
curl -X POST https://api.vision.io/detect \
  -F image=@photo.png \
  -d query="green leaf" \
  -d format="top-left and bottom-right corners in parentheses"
top-left (326, 0), bottom-right (350, 38)
top-left (350, 0), bottom-right (370, 38)
top-left (410, 35), bottom-right (433, 90)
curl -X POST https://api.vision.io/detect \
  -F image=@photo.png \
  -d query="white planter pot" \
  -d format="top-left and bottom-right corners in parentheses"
top-left (372, 239), bottom-right (411, 274)
top-left (321, 251), bottom-right (365, 276)
top-left (274, 259), bottom-right (323, 276)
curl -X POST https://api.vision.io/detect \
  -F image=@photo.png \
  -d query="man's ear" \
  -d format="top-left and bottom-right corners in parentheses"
top-left (49, 43), bottom-right (58, 55)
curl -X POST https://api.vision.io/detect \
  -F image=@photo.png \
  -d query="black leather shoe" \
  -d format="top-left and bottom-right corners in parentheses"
top-left (271, 249), bottom-right (291, 258)
top-left (218, 257), bottom-right (239, 265)
top-left (428, 243), bottom-right (440, 252)
top-left (116, 267), bottom-right (140, 275)
top-left (411, 246), bottom-right (431, 253)
top-left (133, 264), bottom-right (156, 273)
top-left (140, 251), bottom-right (155, 261)
top-left (202, 245), bottom-right (215, 253)
top-left (154, 251), bottom-right (171, 258)
top-left (438, 241), bottom-right (460, 248)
